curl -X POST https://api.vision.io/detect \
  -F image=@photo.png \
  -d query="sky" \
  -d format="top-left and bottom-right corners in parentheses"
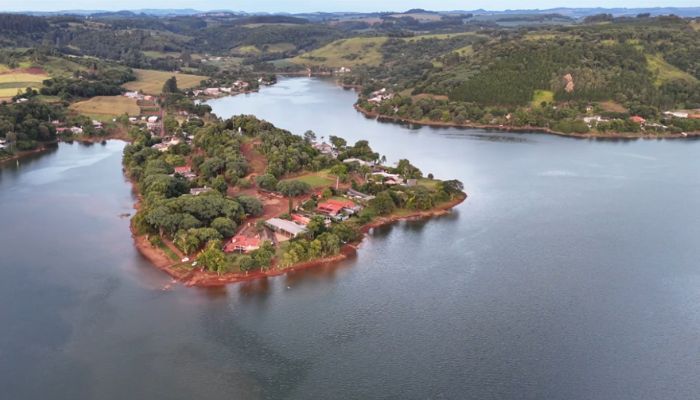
top-left (3, 0), bottom-right (698, 13)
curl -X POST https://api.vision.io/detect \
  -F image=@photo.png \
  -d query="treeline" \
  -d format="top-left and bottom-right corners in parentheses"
top-left (0, 100), bottom-right (64, 150)
top-left (40, 64), bottom-right (135, 99)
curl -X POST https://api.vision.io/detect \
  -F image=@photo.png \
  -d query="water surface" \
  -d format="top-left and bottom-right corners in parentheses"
top-left (1, 78), bottom-right (700, 399)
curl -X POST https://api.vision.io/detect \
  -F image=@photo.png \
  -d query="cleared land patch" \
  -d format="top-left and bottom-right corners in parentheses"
top-left (283, 170), bottom-right (335, 189)
top-left (293, 37), bottom-right (387, 67)
top-left (646, 54), bottom-right (697, 86)
top-left (122, 69), bottom-right (207, 94)
top-left (70, 96), bottom-right (140, 119)
top-left (0, 69), bottom-right (48, 98)
top-left (531, 90), bottom-right (554, 108)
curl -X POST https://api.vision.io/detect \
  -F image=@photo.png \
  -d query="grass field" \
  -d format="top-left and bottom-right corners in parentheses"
top-left (293, 37), bottom-right (387, 67)
top-left (531, 90), bottom-right (555, 108)
top-left (122, 69), bottom-right (208, 94)
top-left (70, 96), bottom-right (140, 119)
top-left (0, 70), bottom-right (49, 99)
top-left (646, 54), bottom-right (697, 86)
top-left (405, 32), bottom-right (483, 42)
top-left (691, 20), bottom-right (700, 31)
top-left (284, 170), bottom-right (335, 188)
top-left (598, 100), bottom-right (628, 113)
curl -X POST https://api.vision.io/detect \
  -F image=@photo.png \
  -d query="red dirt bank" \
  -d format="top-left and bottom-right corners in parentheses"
top-left (133, 194), bottom-right (467, 287)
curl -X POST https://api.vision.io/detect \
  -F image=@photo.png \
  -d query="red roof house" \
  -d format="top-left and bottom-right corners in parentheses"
top-left (317, 199), bottom-right (359, 216)
top-left (223, 235), bottom-right (261, 253)
top-left (630, 115), bottom-right (646, 124)
top-left (174, 166), bottom-right (192, 174)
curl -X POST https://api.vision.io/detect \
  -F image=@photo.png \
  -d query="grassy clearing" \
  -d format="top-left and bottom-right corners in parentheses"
top-left (233, 45), bottom-right (261, 55)
top-left (455, 45), bottom-right (474, 57)
top-left (598, 100), bottom-right (628, 113)
top-left (70, 96), bottom-right (140, 118)
top-left (691, 20), bottom-right (700, 31)
top-left (122, 69), bottom-right (208, 94)
top-left (531, 90), bottom-right (554, 108)
top-left (417, 178), bottom-right (439, 189)
top-left (265, 43), bottom-right (296, 52)
top-left (157, 241), bottom-right (181, 262)
top-left (293, 37), bottom-right (387, 67)
top-left (524, 32), bottom-right (562, 41)
top-left (0, 70), bottom-right (49, 99)
top-left (405, 32), bottom-right (483, 42)
top-left (646, 54), bottom-right (697, 86)
top-left (285, 170), bottom-right (335, 188)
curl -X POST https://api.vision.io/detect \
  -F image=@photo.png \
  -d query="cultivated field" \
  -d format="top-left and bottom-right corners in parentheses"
top-left (0, 68), bottom-right (49, 99)
top-left (122, 69), bottom-right (208, 94)
top-left (293, 37), bottom-right (387, 67)
top-left (70, 96), bottom-right (140, 120)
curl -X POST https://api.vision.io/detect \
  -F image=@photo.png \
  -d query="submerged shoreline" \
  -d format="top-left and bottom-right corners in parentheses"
top-left (132, 194), bottom-right (467, 287)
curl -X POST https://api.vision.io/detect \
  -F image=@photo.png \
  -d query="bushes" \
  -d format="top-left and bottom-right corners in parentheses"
top-left (276, 180), bottom-right (311, 197)
top-left (256, 173), bottom-right (278, 191)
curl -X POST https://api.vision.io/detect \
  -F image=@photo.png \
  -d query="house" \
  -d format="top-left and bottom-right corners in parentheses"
top-left (204, 87), bottom-right (221, 96)
top-left (343, 158), bottom-right (373, 167)
top-left (147, 116), bottom-right (159, 123)
top-left (368, 88), bottom-right (394, 104)
top-left (317, 199), bottom-right (361, 218)
top-left (92, 120), bottom-right (103, 129)
top-left (346, 188), bottom-right (375, 201)
top-left (630, 115), bottom-right (646, 124)
top-left (313, 142), bottom-right (338, 158)
top-left (291, 214), bottom-right (311, 226)
top-left (173, 165), bottom-right (196, 180)
top-left (69, 126), bottom-right (84, 135)
top-left (372, 171), bottom-right (403, 185)
top-left (663, 111), bottom-right (689, 119)
top-left (190, 187), bottom-right (212, 196)
top-left (265, 218), bottom-right (307, 238)
top-left (583, 115), bottom-right (608, 127)
top-left (405, 179), bottom-right (418, 187)
top-left (124, 91), bottom-right (143, 100)
top-left (223, 235), bottom-right (261, 253)
top-left (174, 166), bottom-right (191, 175)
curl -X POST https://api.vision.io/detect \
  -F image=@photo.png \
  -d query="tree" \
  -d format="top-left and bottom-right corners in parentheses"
top-left (211, 175), bottom-right (228, 194)
top-left (162, 76), bottom-right (179, 94)
top-left (256, 173), bottom-right (278, 191)
top-left (276, 180), bottom-right (311, 197)
top-left (198, 240), bottom-right (227, 274)
top-left (211, 217), bottom-right (236, 237)
top-left (303, 130), bottom-right (316, 143)
top-left (368, 191), bottom-right (396, 215)
top-left (329, 135), bottom-right (347, 150)
top-left (236, 195), bottom-right (264, 217)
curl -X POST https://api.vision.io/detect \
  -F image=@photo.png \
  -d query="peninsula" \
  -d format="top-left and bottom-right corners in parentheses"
top-left (123, 114), bottom-right (466, 286)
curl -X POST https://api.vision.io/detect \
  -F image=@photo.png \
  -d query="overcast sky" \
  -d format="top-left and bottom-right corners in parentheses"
top-left (4, 0), bottom-right (698, 13)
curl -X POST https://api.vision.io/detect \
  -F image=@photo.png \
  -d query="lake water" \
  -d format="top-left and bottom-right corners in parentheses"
top-left (2, 77), bottom-right (700, 399)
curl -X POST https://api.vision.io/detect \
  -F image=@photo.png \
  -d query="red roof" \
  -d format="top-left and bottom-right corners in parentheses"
top-left (174, 166), bottom-right (191, 174)
top-left (292, 214), bottom-right (311, 226)
top-left (223, 235), bottom-right (261, 253)
top-left (630, 115), bottom-right (646, 124)
top-left (317, 199), bottom-right (356, 216)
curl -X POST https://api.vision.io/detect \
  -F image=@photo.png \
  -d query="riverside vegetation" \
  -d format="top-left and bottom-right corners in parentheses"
top-left (122, 114), bottom-right (465, 279)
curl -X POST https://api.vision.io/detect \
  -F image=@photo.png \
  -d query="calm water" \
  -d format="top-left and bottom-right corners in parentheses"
top-left (2, 78), bottom-right (700, 399)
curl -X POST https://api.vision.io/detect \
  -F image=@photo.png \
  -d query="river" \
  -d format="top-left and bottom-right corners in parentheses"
top-left (2, 77), bottom-right (700, 399)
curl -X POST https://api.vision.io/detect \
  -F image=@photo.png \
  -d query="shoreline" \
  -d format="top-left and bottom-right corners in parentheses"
top-left (331, 79), bottom-right (700, 140)
top-left (354, 104), bottom-right (700, 140)
top-left (132, 194), bottom-right (467, 287)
